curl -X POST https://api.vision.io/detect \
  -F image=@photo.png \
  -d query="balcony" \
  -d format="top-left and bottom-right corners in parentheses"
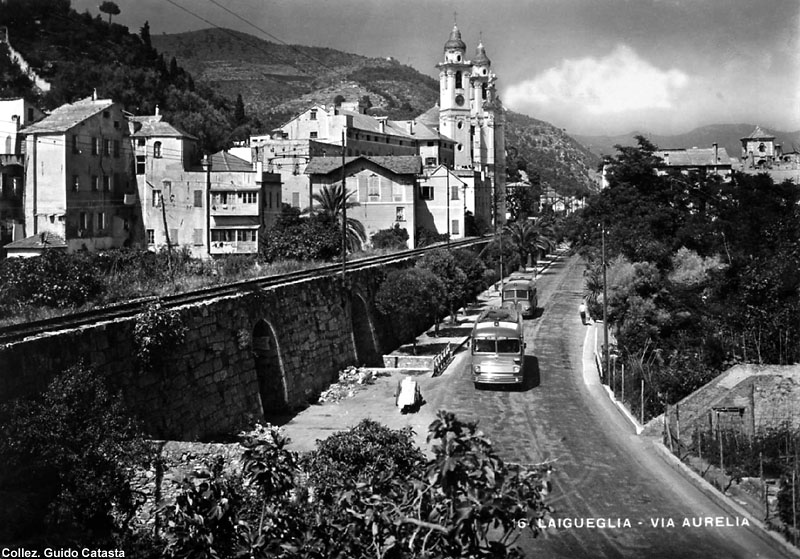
top-left (208, 241), bottom-right (258, 255)
top-left (210, 202), bottom-right (259, 217)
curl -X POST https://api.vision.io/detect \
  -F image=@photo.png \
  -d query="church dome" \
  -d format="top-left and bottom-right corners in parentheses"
top-left (444, 24), bottom-right (466, 51)
top-left (473, 42), bottom-right (490, 65)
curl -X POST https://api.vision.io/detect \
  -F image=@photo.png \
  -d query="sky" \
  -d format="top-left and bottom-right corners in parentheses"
top-left (72, 0), bottom-right (800, 136)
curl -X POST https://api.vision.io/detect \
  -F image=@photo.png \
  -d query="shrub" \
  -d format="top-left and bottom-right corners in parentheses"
top-left (0, 250), bottom-right (104, 312)
top-left (0, 363), bottom-right (151, 545)
top-left (371, 224), bottom-right (409, 249)
top-left (133, 302), bottom-right (188, 371)
top-left (303, 419), bottom-right (424, 502)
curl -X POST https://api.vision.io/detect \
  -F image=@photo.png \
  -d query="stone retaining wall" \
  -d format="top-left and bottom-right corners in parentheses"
top-left (0, 266), bottom-right (403, 440)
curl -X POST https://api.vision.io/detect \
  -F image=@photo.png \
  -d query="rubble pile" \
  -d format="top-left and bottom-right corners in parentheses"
top-left (317, 366), bottom-right (377, 403)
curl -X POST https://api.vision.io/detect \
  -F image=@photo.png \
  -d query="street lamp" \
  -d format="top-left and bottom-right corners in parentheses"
top-left (340, 130), bottom-right (347, 282)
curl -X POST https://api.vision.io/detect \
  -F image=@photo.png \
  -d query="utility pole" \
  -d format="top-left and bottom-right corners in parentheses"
top-left (446, 164), bottom-right (450, 248)
top-left (160, 188), bottom-right (174, 285)
top-left (204, 153), bottom-right (211, 258)
top-left (341, 130), bottom-right (347, 282)
top-left (602, 223), bottom-right (609, 382)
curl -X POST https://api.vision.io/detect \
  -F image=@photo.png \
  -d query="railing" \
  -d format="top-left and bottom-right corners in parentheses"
top-left (432, 342), bottom-right (453, 377)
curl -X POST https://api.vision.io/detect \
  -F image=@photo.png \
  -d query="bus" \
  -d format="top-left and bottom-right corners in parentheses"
top-left (501, 277), bottom-right (538, 318)
top-left (470, 307), bottom-right (526, 387)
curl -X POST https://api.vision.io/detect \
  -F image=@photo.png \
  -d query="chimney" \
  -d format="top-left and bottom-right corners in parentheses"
top-left (405, 121), bottom-right (414, 135)
top-left (155, 104), bottom-right (160, 116)
top-left (712, 142), bottom-right (718, 163)
top-left (377, 116), bottom-right (386, 134)
top-left (92, 88), bottom-right (97, 101)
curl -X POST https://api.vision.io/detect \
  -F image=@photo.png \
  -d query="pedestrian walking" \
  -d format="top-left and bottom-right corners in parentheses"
top-left (579, 302), bottom-right (587, 325)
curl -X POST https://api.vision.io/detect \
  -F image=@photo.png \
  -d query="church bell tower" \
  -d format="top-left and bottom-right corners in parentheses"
top-left (437, 24), bottom-right (473, 169)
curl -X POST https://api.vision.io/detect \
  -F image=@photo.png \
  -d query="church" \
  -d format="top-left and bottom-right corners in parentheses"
top-left (416, 23), bottom-right (507, 238)
top-left (252, 23), bottom-right (507, 246)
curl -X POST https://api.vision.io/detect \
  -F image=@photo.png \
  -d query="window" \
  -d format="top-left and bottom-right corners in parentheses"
top-left (103, 110), bottom-right (110, 119)
top-left (368, 175), bottom-right (380, 201)
top-left (450, 185), bottom-right (459, 200)
top-left (136, 155), bottom-right (145, 174)
top-left (455, 71), bottom-right (462, 88)
top-left (310, 131), bottom-right (318, 139)
top-left (113, 140), bottom-right (120, 157)
top-left (425, 157), bottom-right (437, 166)
top-left (147, 229), bottom-right (155, 244)
top-left (153, 141), bottom-right (162, 158)
top-left (395, 207), bottom-right (405, 222)
top-left (72, 135), bottom-right (79, 154)
top-left (97, 212), bottom-right (106, 231)
top-left (79, 212), bottom-right (89, 231)
top-left (27, 108), bottom-right (33, 121)
top-left (152, 189), bottom-right (162, 207)
top-left (451, 219), bottom-right (460, 235)
top-left (71, 175), bottom-right (80, 192)
top-left (392, 182), bottom-right (403, 202)
top-left (193, 190), bottom-right (203, 207)
top-left (310, 109), bottom-right (317, 120)
top-left (212, 192), bottom-right (229, 206)
top-left (91, 175), bottom-right (99, 191)
top-left (137, 138), bottom-right (145, 146)
top-left (91, 137), bottom-right (99, 155)
top-left (237, 229), bottom-right (257, 242)
top-left (104, 139), bottom-right (112, 156)
top-left (169, 228), bottom-right (179, 244)
top-left (482, 83), bottom-right (488, 100)
top-left (193, 228), bottom-right (204, 246)
top-left (114, 120), bottom-right (120, 129)
top-left (211, 229), bottom-right (236, 242)
top-left (238, 192), bottom-right (257, 204)
top-left (292, 192), bottom-right (300, 208)
top-left (427, 141), bottom-right (435, 147)
top-left (103, 175), bottom-right (112, 192)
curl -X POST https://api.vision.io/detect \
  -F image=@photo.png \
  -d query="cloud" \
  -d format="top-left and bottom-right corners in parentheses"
top-left (504, 45), bottom-right (691, 132)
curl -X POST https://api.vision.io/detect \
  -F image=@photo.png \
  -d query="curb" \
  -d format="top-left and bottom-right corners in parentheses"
top-left (650, 440), bottom-right (800, 558)
top-left (580, 287), bottom-right (800, 557)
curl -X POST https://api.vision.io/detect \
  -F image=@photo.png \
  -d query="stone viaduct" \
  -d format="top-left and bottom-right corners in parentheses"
top-left (0, 263), bottom-right (405, 441)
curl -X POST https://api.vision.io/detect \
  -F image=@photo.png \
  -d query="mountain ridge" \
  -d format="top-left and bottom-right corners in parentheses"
top-left (152, 28), bottom-right (601, 194)
top-left (574, 124), bottom-right (800, 160)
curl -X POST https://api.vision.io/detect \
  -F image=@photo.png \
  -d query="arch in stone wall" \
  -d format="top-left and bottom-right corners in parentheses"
top-left (351, 291), bottom-right (380, 366)
top-left (252, 319), bottom-right (288, 415)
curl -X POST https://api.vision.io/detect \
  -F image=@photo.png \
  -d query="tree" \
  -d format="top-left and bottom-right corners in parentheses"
top-left (305, 183), bottom-right (366, 253)
top-left (416, 248), bottom-right (468, 325)
top-left (503, 219), bottom-right (554, 270)
top-left (375, 267), bottom-right (444, 354)
top-left (98, 1), bottom-right (120, 24)
top-left (234, 93), bottom-right (246, 125)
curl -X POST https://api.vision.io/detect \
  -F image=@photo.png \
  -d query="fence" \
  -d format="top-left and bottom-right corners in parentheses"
top-left (662, 405), bottom-right (800, 545)
top-left (432, 342), bottom-right (453, 377)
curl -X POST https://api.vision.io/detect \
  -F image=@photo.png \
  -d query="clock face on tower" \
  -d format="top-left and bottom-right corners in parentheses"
top-left (455, 94), bottom-right (465, 107)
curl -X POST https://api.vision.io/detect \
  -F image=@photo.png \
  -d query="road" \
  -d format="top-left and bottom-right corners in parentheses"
top-left (423, 254), bottom-right (794, 559)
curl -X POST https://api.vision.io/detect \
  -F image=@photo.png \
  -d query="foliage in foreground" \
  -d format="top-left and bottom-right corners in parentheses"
top-left (0, 364), bottom-right (152, 546)
top-left (160, 413), bottom-right (551, 558)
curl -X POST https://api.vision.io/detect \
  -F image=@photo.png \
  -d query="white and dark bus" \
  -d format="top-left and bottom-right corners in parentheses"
top-left (501, 276), bottom-right (538, 318)
top-left (470, 307), bottom-right (526, 387)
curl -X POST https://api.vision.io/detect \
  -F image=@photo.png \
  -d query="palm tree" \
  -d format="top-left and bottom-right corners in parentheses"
top-left (503, 219), bottom-right (554, 271)
top-left (305, 183), bottom-right (366, 253)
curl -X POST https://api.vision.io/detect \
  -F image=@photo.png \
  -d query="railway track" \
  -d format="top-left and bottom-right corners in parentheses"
top-left (0, 237), bottom-right (488, 346)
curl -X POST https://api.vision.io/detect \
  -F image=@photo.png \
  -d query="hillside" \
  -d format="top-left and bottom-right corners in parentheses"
top-left (153, 28), bottom-right (600, 195)
top-left (574, 124), bottom-right (800, 160)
